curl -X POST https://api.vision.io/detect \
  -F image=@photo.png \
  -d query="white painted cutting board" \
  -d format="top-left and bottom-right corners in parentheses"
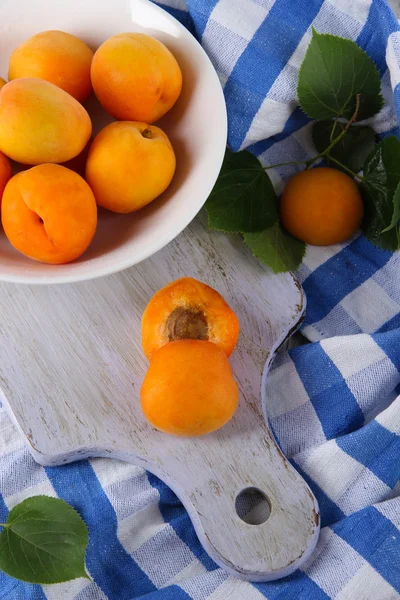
top-left (0, 212), bottom-right (320, 581)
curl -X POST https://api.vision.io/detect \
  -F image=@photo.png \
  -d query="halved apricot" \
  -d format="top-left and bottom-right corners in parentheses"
top-left (142, 277), bottom-right (240, 360)
top-left (141, 340), bottom-right (239, 436)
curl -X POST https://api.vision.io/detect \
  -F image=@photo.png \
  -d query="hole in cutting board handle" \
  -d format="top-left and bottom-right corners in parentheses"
top-left (235, 487), bottom-right (271, 525)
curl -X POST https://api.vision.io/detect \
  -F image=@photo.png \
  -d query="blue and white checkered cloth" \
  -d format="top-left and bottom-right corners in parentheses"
top-left (1, 0), bottom-right (400, 598)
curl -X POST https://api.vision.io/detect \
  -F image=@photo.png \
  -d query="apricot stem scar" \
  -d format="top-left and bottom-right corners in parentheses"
top-left (141, 128), bottom-right (153, 139)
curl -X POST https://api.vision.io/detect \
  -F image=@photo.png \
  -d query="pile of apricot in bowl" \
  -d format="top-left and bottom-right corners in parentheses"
top-left (0, 30), bottom-right (182, 264)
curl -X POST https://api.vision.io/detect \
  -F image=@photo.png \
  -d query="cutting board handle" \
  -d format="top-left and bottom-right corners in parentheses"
top-left (112, 423), bottom-right (320, 582)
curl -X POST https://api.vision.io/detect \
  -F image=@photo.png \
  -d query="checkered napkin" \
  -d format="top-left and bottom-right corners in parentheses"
top-left (1, 0), bottom-right (400, 598)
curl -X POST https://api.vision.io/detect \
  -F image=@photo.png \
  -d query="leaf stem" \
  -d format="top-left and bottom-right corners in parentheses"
top-left (330, 117), bottom-right (339, 142)
top-left (0, 523), bottom-right (7, 527)
top-left (345, 94), bottom-right (361, 131)
top-left (265, 159), bottom-right (309, 170)
top-left (265, 93), bottom-right (362, 173)
top-left (327, 156), bottom-right (364, 181)
top-left (305, 127), bottom-right (348, 169)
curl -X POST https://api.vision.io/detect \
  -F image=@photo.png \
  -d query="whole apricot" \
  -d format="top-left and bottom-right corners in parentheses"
top-left (0, 78), bottom-right (6, 91)
top-left (280, 167), bottom-right (363, 246)
top-left (0, 152), bottom-right (12, 204)
top-left (8, 30), bottom-right (94, 103)
top-left (91, 33), bottom-right (182, 123)
top-left (142, 277), bottom-right (240, 360)
top-left (2, 164), bottom-right (97, 264)
top-left (86, 121), bottom-right (175, 213)
top-left (141, 340), bottom-right (239, 436)
top-left (0, 78), bottom-right (92, 165)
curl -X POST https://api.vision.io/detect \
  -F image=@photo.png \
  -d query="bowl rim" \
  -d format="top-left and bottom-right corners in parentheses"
top-left (0, 0), bottom-right (228, 285)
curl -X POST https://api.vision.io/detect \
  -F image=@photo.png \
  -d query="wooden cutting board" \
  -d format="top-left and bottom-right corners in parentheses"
top-left (0, 212), bottom-right (319, 581)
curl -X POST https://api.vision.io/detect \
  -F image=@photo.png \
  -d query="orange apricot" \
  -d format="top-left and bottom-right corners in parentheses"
top-left (0, 78), bottom-right (92, 165)
top-left (8, 30), bottom-right (94, 103)
top-left (85, 121), bottom-right (175, 213)
top-left (91, 33), bottom-right (182, 123)
top-left (0, 78), bottom-right (6, 91)
top-left (142, 277), bottom-right (240, 360)
top-left (0, 152), bottom-right (12, 204)
top-left (2, 164), bottom-right (97, 264)
top-left (280, 167), bottom-right (364, 246)
top-left (141, 340), bottom-right (239, 436)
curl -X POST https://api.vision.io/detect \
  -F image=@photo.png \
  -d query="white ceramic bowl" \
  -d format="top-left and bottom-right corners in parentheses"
top-left (0, 0), bottom-right (227, 284)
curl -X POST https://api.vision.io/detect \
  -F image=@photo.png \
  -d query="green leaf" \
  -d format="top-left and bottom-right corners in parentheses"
top-left (244, 222), bottom-right (306, 273)
top-left (360, 136), bottom-right (400, 250)
top-left (382, 180), bottom-right (400, 234)
top-left (0, 496), bottom-right (89, 584)
top-left (298, 29), bottom-right (383, 121)
top-left (312, 120), bottom-right (376, 173)
top-left (206, 148), bottom-right (278, 233)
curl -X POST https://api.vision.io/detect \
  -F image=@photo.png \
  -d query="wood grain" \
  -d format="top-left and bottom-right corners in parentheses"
top-left (0, 212), bottom-right (319, 581)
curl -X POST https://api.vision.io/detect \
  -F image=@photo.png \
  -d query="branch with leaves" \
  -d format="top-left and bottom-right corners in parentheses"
top-left (206, 29), bottom-right (400, 273)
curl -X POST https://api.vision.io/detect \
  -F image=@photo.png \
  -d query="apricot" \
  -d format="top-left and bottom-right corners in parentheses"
top-left (0, 152), bottom-right (12, 204)
top-left (0, 78), bottom-right (92, 165)
top-left (91, 33), bottom-right (182, 123)
top-left (141, 340), bottom-right (239, 436)
top-left (0, 78), bottom-right (6, 91)
top-left (8, 30), bottom-right (94, 103)
top-left (280, 167), bottom-right (363, 246)
top-left (142, 277), bottom-right (240, 360)
top-left (2, 164), bottom-right (97, 264)
top-left (86, 121), bottom-right (175, 213)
